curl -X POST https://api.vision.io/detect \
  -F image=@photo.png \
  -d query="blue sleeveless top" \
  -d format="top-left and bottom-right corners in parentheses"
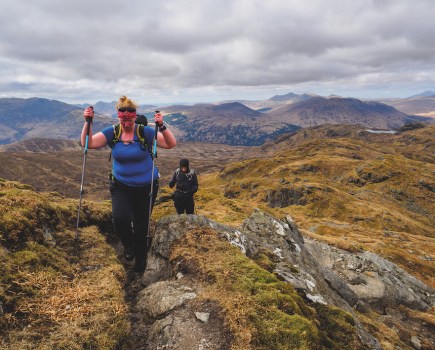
top-left (102, 125), bottom-right (159, 187)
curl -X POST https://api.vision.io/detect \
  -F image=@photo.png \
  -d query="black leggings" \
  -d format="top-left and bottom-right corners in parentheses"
top-left (110, 178), bottom-right (158, 267)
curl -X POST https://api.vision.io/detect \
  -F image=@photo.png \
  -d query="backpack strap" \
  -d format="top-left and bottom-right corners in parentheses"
top-left (108, 124), bottom-right (122, 161)
top-left (114, 124), bottom-right (122, 143)
top-left (186, 169), bottom-right (195, 179)
top-left (136, 124), bottom-right (154, 159)
top-left (136, 124), bottom-right (145, 144)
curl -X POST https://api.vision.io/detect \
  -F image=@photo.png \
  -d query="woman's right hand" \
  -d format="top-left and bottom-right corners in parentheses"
top-left (83, 106), bottom-right (94, 120)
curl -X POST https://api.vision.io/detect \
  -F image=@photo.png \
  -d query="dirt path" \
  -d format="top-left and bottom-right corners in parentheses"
top-left (113, 241), bottom-right (153, 350)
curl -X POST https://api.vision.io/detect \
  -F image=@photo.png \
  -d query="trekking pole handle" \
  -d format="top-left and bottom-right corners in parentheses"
top-left (84, 106), bottom-right (93, 155)
top-left (153, 110), bottom-right (160, 158)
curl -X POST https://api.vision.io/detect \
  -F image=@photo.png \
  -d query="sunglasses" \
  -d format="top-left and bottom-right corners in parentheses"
top-left (118, 107), bottom-right (136, 112)
top-left (120, 118), bottom-right (135, 123)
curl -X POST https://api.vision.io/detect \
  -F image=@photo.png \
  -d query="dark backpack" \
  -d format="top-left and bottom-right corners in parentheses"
top-left (175, 168), bottom-right (196, 179)
top-left (108, 123), bottom-right (153, 161)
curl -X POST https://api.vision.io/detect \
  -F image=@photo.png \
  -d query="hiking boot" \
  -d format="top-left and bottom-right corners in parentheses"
top-left (123, 246), bottom-right (135, 261)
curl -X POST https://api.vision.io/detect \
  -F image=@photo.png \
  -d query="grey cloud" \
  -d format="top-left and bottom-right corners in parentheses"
top-left (0, 0), bottom-right (434, 103)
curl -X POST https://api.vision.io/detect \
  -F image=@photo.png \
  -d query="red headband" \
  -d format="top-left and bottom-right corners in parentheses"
top-left (117, 111), bottom-right (137, 119)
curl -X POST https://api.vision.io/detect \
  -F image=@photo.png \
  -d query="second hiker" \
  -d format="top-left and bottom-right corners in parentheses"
top-left (169, 158), bottom-right (198, 214)
top-left (81, 96), bottom-right (176, 273)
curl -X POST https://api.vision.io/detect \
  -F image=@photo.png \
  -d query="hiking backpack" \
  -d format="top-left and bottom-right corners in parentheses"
top-left (175, 168), bottom-right (196, 180)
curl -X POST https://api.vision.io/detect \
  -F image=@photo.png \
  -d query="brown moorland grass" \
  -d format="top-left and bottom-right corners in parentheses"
top-left (0, 180), bottom-right (129, 350)
top-left (161, 126), bottom-right (435, 289)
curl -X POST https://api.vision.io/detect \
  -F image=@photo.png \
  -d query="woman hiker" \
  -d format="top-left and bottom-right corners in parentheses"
top-left (169, 158), bottom-right (198, 215)
top-left (81, 96), bottom-right (176, 273)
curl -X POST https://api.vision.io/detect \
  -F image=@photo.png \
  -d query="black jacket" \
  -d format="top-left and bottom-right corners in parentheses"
top-left (169, 168), bottom-right (198, 197)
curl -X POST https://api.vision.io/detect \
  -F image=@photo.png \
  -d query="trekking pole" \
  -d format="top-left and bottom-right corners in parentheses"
top-left (75, 107), bottom-right (93, 240)
top-left (146, 110), bottom-right (160, 247)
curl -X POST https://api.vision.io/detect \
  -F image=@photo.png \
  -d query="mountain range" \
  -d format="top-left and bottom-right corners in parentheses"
top-left (0, 93), bottom-right (434, 146)
top-left (0, 97), bottom-right (114, 144)
top-left (75, 101), bottom-right (158, 117)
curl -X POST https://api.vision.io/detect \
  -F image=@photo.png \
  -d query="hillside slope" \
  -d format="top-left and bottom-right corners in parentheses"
top-left (0, 179), bottom-right (364, 350)
top-left (154, 125), bottom-right (435, 290)
top-left (0, 180), bottom-right (367, 350)
top-left (0, 140), bottom-right (258, 200)
top-left (1, 179), bottom-right (433, 349)
top-left (0, 179), bottom-right (129, 349)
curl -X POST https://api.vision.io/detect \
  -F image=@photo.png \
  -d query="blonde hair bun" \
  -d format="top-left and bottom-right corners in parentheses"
top-left (116, 95), bottom-right (138, 110)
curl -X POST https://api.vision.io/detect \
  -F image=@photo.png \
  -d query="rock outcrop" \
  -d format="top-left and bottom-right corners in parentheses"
top-left (135, 211), bottom-right (434, 349)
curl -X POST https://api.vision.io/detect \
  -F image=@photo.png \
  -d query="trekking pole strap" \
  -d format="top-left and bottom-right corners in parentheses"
top-left (153, 123), bottom-right (158, 158)
top-left (153, 111), bottom-right (159, 158)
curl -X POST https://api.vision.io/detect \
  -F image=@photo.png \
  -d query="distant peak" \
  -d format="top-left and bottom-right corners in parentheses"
top-left (212, 102), bottom-right (258, 113)
top-left (408, 91), bottom-right (435, 98)
top-left (268, 92), bottom-right (299, 101)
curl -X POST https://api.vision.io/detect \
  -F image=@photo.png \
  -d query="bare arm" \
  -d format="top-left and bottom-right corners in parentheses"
top-left (153, 112), bottom-right (176, 149)
top-left (156, 128), bottom-right (177, 149)
top-left (80, 121), bottom-right (108, 149)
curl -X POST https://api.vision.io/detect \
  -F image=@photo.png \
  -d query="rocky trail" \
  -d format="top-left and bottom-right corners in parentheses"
top-left (113, 222), bottom-right (233, 350)
top-left (113, 240), bottom-right (153, 350)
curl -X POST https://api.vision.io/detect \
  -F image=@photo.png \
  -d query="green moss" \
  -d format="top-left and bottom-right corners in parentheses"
top-left (253, 252), bottom-right (276, 272)
top-left (251, 312), bottom-right (318, 350)
top-left (314, 304), bottom-right (362, 350)
top-left (11, 249), bottom-right (40, 265)
top-left (257, 290), bottom-right (300, 315)
top-left (21, 241), bottom-right (73, 274)
top-left (0, 180), bottom-right (112, 249)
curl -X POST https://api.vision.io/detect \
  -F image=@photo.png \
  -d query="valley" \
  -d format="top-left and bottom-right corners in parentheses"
top-left (0, 140), bottom-right (259, 200)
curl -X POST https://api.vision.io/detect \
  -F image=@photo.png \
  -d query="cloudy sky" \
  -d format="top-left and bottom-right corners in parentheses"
top-left (1, 0), bottom-right (434, 105)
